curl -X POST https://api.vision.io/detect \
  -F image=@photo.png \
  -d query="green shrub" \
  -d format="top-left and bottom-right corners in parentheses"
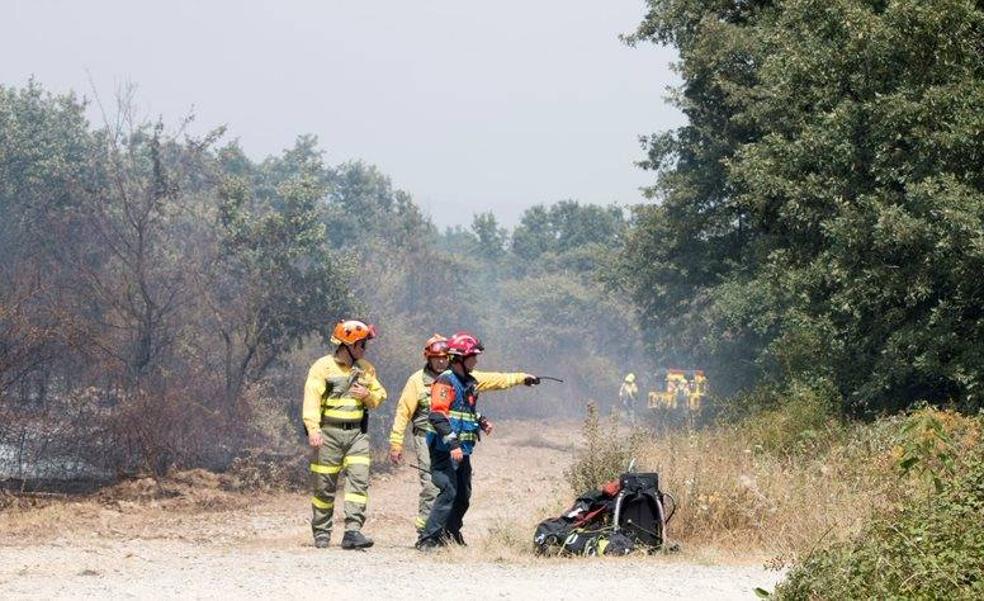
top-left (896, 406), bottom-right (969, 493)
top-left (738, 381), bottom-right (844, 456)
top-left (774, 447), bottom-right (984, 600)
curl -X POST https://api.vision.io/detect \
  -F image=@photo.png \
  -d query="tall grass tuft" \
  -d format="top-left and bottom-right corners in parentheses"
top-left (564, 403), bottom-right (648, 494)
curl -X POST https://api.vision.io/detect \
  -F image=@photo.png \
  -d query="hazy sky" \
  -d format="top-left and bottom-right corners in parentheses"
top-left (2, 1), bottom-right (683, 227)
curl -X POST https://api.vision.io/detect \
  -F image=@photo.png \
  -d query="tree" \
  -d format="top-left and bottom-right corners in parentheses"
top-left (622, 0), bottom-right (984, 411)
top-left (512, 201), bottom-right (626, 270)
top-left (471, 211), bottom-right (507, 261)
top-left (0, 83), bottom-right (92, 401)
top-left (206, 171), bottom-right (355, 407)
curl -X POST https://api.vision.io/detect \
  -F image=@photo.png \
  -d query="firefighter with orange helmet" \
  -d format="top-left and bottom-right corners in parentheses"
top-left (416, 332), bottom-right (540, 549)
top-left (390, 334), bottom-right (540, 535)
top-left (387, 334), bottom-right (450, 532)
top-left (302, 319), bottom-right (387, 549)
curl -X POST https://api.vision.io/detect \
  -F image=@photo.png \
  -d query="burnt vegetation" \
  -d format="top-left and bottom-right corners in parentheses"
top-left (0, 82), bottom-right (638, 490)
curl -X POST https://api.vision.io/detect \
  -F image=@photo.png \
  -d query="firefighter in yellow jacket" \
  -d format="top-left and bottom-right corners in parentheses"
top-left (302, 319), bottom-right (387, 550)
top-left (388, 333), bottom-right (538, 536)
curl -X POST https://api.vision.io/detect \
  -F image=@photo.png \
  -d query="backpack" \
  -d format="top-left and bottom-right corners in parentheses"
top-left (533, 471), bottom-right (676, 556)
top-left (614, 472), bottom-right (673, 548)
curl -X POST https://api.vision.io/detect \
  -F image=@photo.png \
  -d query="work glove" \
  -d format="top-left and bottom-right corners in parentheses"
top-left (441, 432), bottom-right (460, 451)
top-left (478, 415), bottom-right (494, 435)
top-left (523, 375), bottom-right (541, 386)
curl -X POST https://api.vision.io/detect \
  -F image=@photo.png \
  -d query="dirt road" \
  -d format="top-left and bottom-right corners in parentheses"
top-left (0, 421), bottom-right (783, 600)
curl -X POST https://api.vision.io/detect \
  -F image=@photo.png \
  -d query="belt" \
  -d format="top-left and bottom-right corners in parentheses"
top-left (324, 422), bottom-right (360, 430)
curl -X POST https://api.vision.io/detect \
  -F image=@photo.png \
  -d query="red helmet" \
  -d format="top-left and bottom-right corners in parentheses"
top-left (423, 334), bottom-right (449, 358)
top-left (330, 319), bottom-right (376, 346)
top-left (447, 332), bottom-right (484, 357)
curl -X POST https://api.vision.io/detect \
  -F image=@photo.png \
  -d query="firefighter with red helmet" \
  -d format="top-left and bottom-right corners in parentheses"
top-left (302, 319), bottom-right (387, 550)
top-left (415, 332), bottom-right (540, 549)
top-left (389, 334), bottom-right (540, 535)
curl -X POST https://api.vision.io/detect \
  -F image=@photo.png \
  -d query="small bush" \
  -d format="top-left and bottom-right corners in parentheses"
top-left (227, 450), bottom-right (307, 491)
top-left (735, 381), bottom-right (843, 456)
top-left (775, 447), bottom-right (984, 600)
top-left (894, 406), bottom-right (981, 492)
top-left (564, 403), bottom-right (647, 494)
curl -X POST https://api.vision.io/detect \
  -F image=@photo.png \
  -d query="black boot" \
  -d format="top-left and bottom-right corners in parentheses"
top-left (449, 530), bottom-right (467, 546)
top-left (415, 537), bottom-right (443, 551)
top-left (313, 535), bottom-right (330, 549)
top-left (341, 530), bottom-right (374, 550)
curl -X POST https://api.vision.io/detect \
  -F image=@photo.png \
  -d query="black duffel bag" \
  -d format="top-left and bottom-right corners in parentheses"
top-left (534, 471), bottom-right (676, 556)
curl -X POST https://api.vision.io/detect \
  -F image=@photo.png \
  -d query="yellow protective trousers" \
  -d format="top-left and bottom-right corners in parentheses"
top-left (412, 430), bottom-right (440, 531)
top-left (311, 424), bottom-right (371, 539)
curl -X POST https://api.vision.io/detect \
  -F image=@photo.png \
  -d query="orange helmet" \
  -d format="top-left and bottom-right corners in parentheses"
top-left (423, 334), bottom-right (449, 358)
top-left (330, 319), bottom-right (376, 346)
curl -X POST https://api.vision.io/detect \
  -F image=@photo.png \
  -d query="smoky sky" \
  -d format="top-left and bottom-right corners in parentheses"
top-left (2, 0), bottom-right (683, 227)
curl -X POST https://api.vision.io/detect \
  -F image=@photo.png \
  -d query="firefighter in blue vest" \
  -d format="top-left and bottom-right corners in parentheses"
top-left (415, 332), bottom-right (540, 549)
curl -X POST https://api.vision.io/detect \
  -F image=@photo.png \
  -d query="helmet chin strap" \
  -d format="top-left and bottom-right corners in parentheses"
top-left (451, 357), bottom-right (470, 376)
top-left (337, 344), bottom-right (354, 366)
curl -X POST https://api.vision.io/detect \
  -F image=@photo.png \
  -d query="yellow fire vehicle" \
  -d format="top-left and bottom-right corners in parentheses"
top-left (647, 369), bottom-right (707, 413)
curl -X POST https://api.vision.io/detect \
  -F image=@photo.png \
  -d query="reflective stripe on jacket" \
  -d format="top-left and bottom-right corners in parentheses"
top-left (302, 355), bottom-right (386, 432)
top-left (428, 370), bottom-right (481, 454)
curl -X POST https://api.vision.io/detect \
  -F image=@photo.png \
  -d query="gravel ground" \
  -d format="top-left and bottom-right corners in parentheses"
top-left (0, 421), bottom-right (783, 600)
top-left (0, 541), bottom-right (782, 600)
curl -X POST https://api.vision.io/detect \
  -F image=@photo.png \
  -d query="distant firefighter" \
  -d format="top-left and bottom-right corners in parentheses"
top-left (619, 373), bottom-right (639, 423)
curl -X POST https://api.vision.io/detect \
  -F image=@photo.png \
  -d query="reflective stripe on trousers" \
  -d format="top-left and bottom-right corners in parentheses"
top-left (311, 425), bottom-right (371, 538)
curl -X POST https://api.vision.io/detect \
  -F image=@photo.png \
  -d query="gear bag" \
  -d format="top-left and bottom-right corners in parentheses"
top-left (558, 528), bottom-right (634, 556)
top-left (614, 472), bottom-right (671, 548)
top-left (533, 471), bottom-right (675, 556)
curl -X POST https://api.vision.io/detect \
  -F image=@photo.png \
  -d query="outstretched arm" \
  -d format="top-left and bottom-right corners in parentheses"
top-left (472, 370), bottom-right (535, 392)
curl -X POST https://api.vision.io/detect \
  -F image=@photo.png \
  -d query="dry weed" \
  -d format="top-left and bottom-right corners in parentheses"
top-left (631, 410), bottom-right (981, 559)
top-left (555, 403), bottom-right (983, 561)
top-left (228, 450), bottom-right (307, 491)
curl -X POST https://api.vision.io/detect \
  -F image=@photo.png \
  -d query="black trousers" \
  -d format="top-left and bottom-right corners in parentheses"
top-left (418, 449), bottom-right (472, 543)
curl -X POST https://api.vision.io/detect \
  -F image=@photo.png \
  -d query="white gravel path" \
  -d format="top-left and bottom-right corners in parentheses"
top-left (0, 421), bottom-right (784, 600)
top-left (0, 540), bottom-right (783, 600)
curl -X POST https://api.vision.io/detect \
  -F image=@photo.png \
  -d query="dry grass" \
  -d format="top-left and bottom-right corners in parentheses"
top-left (4, 409), bottom-right (977, 571)
top-left (0, 468), bottom-right (255, 543)
top-left (614, 407), bottom-right (983, 562)
top-left (634, 426), bottom-right (895, 560)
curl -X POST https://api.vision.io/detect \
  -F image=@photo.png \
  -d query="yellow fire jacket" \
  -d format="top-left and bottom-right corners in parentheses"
top-left (388, 369), bottom-right (530, 451)
top-left (302, 355), bottom-right (387, 434)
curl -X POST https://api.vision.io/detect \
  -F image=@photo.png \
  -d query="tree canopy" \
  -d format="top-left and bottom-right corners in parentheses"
top-left (620, 0), bottom-right (984, 413)
top-left (0, 81), bottom-right (638, 478)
